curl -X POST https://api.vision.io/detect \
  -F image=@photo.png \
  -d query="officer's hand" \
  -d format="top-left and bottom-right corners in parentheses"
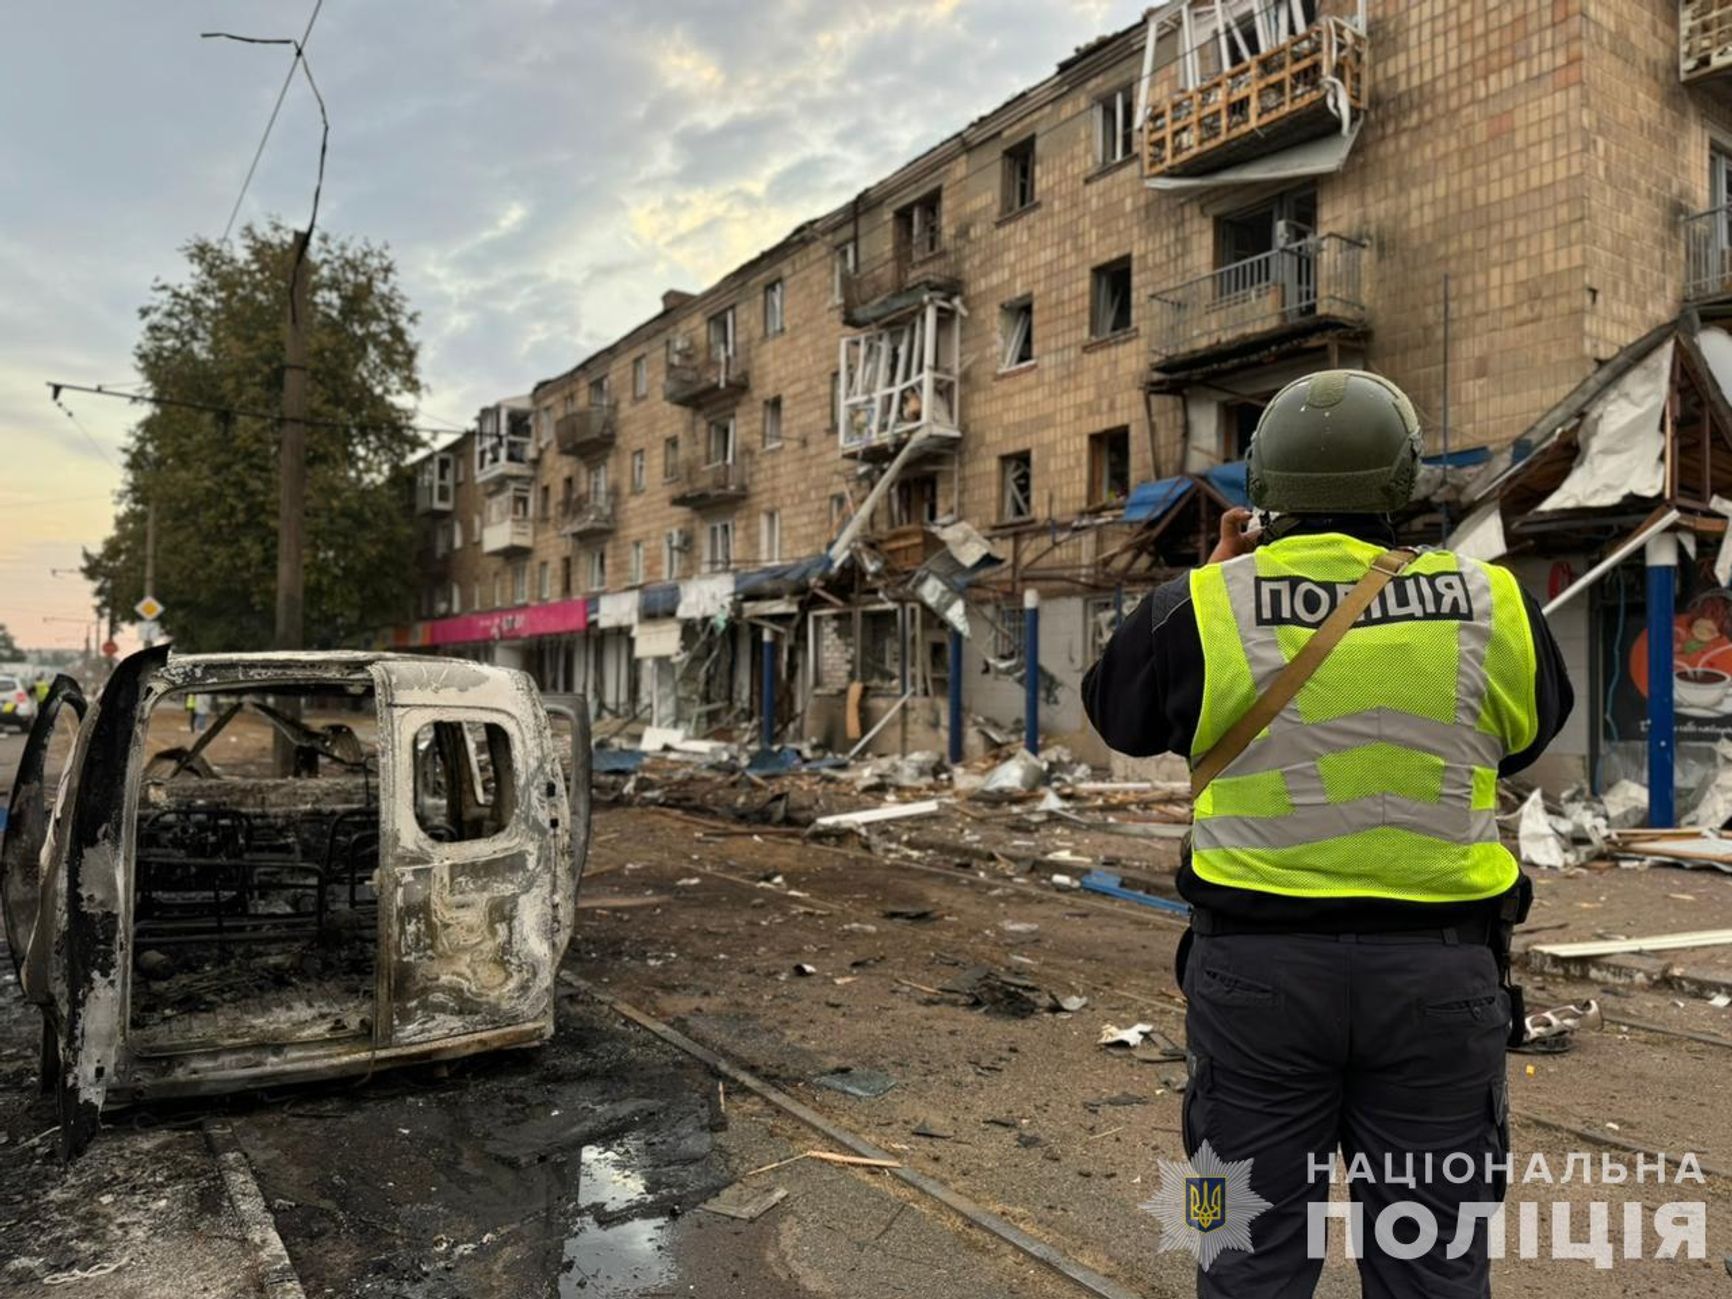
top-left (1207, 508), bottom-right (1260, 564)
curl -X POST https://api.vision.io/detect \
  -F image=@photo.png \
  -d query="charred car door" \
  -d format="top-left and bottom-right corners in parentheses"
top-left (376, 664), bottom-right (567, 1047)
top-left (1, 673), bottom-right (87, 986)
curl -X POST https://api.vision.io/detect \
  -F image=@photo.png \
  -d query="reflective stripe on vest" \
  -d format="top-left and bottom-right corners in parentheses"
top-left (1187, 535), bottom-right (1539, 904)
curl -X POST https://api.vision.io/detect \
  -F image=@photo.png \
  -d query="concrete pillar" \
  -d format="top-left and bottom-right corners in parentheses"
top-left (1646, 532), bottom-right (1677, 827)
top-left (1024, 589), bottom-right (1041, 755)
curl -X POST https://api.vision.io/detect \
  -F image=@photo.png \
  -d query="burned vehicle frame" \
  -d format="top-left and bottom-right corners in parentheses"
top-left (0, 647), bottom-right (591, 1158)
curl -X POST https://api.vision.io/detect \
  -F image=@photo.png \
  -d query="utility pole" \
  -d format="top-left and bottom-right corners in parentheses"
top-left (141, 501), bottom-right (157, 647)
top-left (274, 230), bottom-right (312, 773)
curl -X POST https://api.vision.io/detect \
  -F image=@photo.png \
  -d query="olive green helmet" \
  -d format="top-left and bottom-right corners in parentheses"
top-left (1246, 369), bottom-right (1423, 513)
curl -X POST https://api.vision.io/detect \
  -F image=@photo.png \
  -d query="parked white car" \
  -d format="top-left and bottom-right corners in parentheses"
top-left (0, 674), bottom-right (37, 733)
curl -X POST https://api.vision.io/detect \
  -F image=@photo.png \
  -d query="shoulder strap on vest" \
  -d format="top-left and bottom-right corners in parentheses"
top-left (1190, 547), bottom-right (1418, 798)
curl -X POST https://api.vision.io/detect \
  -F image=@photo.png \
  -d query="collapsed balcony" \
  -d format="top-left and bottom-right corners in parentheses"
top-left (841, 246), bottom-right (963, 329)
top-left (559, 489), bottom-right (615, 538)
top-left (839, 295), bottom-right (963, 458)
top-left (555, 402), bottom-right (617, 457)
top-left (1150, 232), bottom-right (1367, 370)
top-left (1682, 0), bottom-right (1732, 83)
top-left (664, 336), bottom-right (750, 408)
top-left (669, 449), bottom-right (750, 508)
top-left (1143, 14), bottom-right (1367, 179)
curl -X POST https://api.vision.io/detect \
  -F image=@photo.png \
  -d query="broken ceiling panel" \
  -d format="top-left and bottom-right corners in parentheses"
top-left (1533, 338), bottom-right (1673, 513)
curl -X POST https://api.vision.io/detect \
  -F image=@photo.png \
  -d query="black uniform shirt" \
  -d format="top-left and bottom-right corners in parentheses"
top-left (1081, 515), bottom-right (1575, 931)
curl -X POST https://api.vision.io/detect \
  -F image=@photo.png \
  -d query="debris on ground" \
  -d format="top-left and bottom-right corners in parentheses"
top-left (1098, 1023), bottom-right (1158, 1048)
top-left (698, 1182), bottom-right (789, 1222)
top-left (813, 1068), bottom-right (898, 1099)
top-left (980, 749), bottom-right (1047, 796)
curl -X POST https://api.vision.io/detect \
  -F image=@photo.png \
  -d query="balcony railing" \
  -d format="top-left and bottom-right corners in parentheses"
top-left (555, 402), bottom-right (617, 457)
top-left (1685, 205), bottom-right (1732, 300)
top-left (481, 516), bottom-right (534, 555)
top-left (1682, 0), bottom-right (1732, 82)
top-left (1150, 234), bottom-right (1367, 364)
top-left (664, 338), bottom-right (750, 408)
top-left (1144, 17), bottom-right (1366, 179)
top-left (669, 451), bottom-right (751, 508)
top-left (558, 490), bottom-right (615, 538)
top-left (841, 246), bottom-right (963, 327)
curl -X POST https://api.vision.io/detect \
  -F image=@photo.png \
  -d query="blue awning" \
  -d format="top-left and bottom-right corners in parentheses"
top-left (1201, 461), bottom-right (1249, 508)
top-left (1122, 477), bottom-right (1194, 523)
top-left (639, 582), bottom-right (681, 619)
top-left (735, 553), bottom-right (831, 597)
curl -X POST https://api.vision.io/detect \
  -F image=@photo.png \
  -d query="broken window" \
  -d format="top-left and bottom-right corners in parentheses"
top-left (1096, 84), bottom-right (1136, 166)
top-left (1085, 594), bottom-right (1124, 661)
top-left (891, 473), bottom-right (938, 527)
top-left (897, 190), bottom-right (943, 260)
top-left (706, 417), bottom-right (736, 466)
top-left (1000, 450), bottom-right (1033, 522)
top-left (763, 279), bottom-right (785, 336)
top-left (707, 307), bottom-right (737, 362)
top-left (1215, 187), bottom-right (1317, 299)
top-left (588, 375), bottom-right (610, 407)
top-left (1221, 399), bottom-right (1266, 460)
top-left (994, 603), bottom-right (1026, 660)
top-left (127, 683), bottom-right (382, 1053)
top-left (1000, 298), bottom-right (1034, 369)
top-left (762, 396), bottom-right (783, 449)
top-left (706, 520), bottom-right (733, 572)
top-left (1091, 257), bottom-right (1133, 338)
top-left (1001, 137), bottom-right (1036, 214)
top-left (412, 719), bottom-right (516, 845)
top-left (1089, 427), bottom-right (1131, 504)
top-left (832, 239), bottom-right (857, 303)
top-left (760, 509), bottom-right (781, 563)
top-left (633, 355), bottom-right (648, 399)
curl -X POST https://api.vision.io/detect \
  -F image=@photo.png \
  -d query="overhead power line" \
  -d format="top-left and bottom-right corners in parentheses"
top-left (212, 0), bottom-right (324, 245)
top-left (47, 380), bottom-right (462, 441)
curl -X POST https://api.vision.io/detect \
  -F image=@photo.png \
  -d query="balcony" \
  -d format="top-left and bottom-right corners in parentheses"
top-left (1683, 0), bottom-right (1732, 83)
top-left (842, 246), bottom-right (963, 328)
top-left (555, 403), bottom-right (617, 458)
top-left (669, 451), bottom-right (750, 508)
top-left (1685, 206), bottom-right (1732, 300)
top-left (839, 296), bottom-right (963, 458)
top-left (414, 452), bottom-right (454, 513)
top-left (1150, 233), bottom-right (1367, 369)
top-left (558, 490), bottom-right (615, 539)
top-left (664, 339), bottom-right (750, 408)
top-left (1144, 17), bottom-right (1366, 179)
top-left (481, 517), bottom-right (534, 555)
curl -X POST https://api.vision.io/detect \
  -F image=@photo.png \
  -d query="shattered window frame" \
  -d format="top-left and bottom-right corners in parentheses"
top-left (1088, 426), bottom-right (1131, 504)
top-left (999, 297), bottom-right (1034, 370)
top-left (1090, 256), bottom-right (1133, 339)
top-left (762, 395), bottom-right (783, 449)
top-left (1096, 83), bottom-right (1135, 166)
top-left (999, 450), bottom-right (1033, 523)
top-left (1001, 136), bottom-right (1036, 215)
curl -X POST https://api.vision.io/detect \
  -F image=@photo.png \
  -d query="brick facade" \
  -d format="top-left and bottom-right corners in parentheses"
top-left (404, 1), bottom-right (1732, 750)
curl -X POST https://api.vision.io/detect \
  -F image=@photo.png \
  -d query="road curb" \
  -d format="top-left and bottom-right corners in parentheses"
top-left (202, 1120), bottom-right (305, 1299)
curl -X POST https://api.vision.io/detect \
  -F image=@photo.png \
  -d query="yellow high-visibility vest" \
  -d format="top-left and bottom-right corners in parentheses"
top-left (1187, 533), bottom-right (1539, 903)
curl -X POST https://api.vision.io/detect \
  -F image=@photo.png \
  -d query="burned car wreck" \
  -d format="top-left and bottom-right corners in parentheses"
top-left (0, 647), bottom-right (590, 1158)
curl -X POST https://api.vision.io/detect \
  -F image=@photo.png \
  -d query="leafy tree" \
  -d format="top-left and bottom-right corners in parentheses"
top-left (84, 222), bottom-right (426, 651)
top-left (0, 624), bottom-right (20, 659)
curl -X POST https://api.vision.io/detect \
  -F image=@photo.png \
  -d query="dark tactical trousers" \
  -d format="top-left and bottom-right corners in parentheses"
top-left (1182, 930), bottom-right (1511, 1299)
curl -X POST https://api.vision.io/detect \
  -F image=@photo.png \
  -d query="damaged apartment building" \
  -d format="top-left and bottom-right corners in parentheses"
top-left (394, 0), bottom-right (1732, 798)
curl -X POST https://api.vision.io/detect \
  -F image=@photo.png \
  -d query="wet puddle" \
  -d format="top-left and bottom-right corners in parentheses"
top-left (559, 1140), bottom-right (675, 1295)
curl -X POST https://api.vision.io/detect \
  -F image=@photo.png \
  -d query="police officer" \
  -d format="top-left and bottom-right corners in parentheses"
top-left (1083, 371), bottom-right (1572, 1297)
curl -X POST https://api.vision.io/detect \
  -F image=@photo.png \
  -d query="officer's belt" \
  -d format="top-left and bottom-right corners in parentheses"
top-left (1189, 906), bottom-right (1496, 947)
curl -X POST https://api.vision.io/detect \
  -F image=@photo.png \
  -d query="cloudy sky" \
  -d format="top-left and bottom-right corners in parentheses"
top-left (1, 0), bottom-right (1136, 653)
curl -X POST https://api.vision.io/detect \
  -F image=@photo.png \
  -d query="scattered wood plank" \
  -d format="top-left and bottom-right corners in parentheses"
top-left (577, 894), bottom-right (669, 910)
top-left (1529, 929), bottom-right (1732, 959)
top-left (811, 800), bottom-right (943, 829)
top-left (742, 1150), bottom-right (902, 1178)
